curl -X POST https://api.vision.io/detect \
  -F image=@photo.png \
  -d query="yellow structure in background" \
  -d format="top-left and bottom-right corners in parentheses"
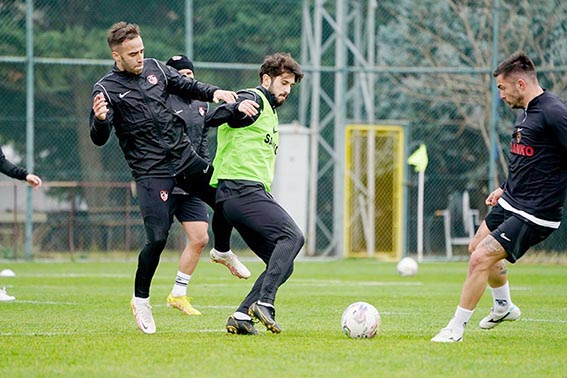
top-left (344, 125), bottom-right (405, 260)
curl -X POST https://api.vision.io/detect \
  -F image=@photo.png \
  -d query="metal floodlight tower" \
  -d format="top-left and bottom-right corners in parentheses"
top-left (300, 0), bottom-right (378, 256)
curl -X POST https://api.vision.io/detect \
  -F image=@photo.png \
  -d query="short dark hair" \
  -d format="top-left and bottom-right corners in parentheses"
top-left (107, 22), bottom-right (140, 50)
top-left (259, 52), bottom-right (304, 83)
top-left (493, 51), bottom-right (536, 79)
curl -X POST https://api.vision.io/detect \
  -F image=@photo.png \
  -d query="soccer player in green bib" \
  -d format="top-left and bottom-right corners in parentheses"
top-left (207, 52), bottom-right (304, 335)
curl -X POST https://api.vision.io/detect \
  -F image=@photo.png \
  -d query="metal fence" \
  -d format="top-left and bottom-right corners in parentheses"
top-left (1, 0), bottom-right (567, 260)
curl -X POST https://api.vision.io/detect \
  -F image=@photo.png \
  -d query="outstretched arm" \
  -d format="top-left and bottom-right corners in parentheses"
top-left (0, 148), bottom-right (27, 181)
top-left (205, 90), bottom-right (261, 128)
top-left (0, 147), bottom-right (41, 188)
top-left (213, 90), bottom-right (238, 104)
top-left (25, 174), bottom-right (42, 189)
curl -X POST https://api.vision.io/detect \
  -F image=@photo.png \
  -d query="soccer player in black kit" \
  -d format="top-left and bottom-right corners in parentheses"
top-left (432, 51), bottom-right (567, 342)
top-left (89, 22), bottom-right (254, 334)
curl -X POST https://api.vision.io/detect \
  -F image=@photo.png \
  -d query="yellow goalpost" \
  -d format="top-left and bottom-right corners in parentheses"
top-left (343, 124), bottom-right (405, 260)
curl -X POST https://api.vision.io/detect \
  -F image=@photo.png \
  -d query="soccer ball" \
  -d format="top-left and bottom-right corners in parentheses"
top-left (397, 256), bottom-right (418, 276)
top-left (341, 302), bottom-right (381, 338)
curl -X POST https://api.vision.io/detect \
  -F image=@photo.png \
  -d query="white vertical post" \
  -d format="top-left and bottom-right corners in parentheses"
top-left (25, 0), bottom-right (35, 260)
top-left (416, 170), bottom-right (424, 263)
top-left (367, 129), bottom-right (375, 256)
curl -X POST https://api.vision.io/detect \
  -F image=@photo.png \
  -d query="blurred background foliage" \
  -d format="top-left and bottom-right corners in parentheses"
top-left (1, 0), bottom-right (567, 257)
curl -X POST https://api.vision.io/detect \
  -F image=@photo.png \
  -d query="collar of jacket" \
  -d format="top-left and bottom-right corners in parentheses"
top-left (256, 85), bottom-right (277, 110)
top-left (112, 64), bottom-right (143, 78)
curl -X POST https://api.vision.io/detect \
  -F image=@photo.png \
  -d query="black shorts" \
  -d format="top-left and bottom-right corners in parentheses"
top-left (173, 193), bottom-right (209, 223)
top-left (485, 205), bottom-right (555, 263)
top-left (174, 156), bottom-right (216, 208)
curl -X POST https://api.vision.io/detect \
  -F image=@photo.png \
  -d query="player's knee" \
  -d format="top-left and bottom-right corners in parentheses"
top-left (467, 242), bottom-right (475, 255)
top-left (190, 232), bottom-right (209, 251)
top-left (144, 220), bottom-right (170, 243)
top-left (468, 249), bottom-right (491, 272)
top-left (295, 231), bottom-right (305, 250)
top-left (146, 237), bottom-right (167, 250)
top-left (288, 224), bottom-right (305, 249)
top-left (283, 265), bottom-right (294, 281)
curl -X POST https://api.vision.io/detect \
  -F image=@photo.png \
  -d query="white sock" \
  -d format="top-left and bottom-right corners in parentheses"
top-left (447, 306), bottom-right (474, 333)
top-left (490, 281), bottom-right (511, 312)
top-left (233, 311), bottom-right (252, 321)
top-left (171, 271), bottom-right (191, 297)
top-left (257, 300), bottom-right (274, 308)
top-left (133, 296), bottom-right (150, 305)
top-left (213, 249), bottom-right (233, 257)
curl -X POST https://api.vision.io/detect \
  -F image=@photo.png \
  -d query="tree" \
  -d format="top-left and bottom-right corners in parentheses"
top-left (376, 0), bottom-right (567, 194)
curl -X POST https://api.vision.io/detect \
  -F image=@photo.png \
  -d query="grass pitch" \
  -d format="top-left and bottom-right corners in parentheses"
top-left (0, 258), bottom-right (565, 377)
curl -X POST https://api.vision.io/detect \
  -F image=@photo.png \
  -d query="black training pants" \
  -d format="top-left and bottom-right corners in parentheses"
top-left (134, 157), bottom-right (233, 298)
top-left (219, 189), bottom-right (305, 313)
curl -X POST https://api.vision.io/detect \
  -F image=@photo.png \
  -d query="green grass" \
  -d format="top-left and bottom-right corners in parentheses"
top-left (0, 258), bottom-right (566, 377)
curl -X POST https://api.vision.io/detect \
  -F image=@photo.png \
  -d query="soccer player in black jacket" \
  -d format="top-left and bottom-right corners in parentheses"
top-left (89, 22), bottom-right (254, 334)
top-left (433, 52), bottom-right (567, 342)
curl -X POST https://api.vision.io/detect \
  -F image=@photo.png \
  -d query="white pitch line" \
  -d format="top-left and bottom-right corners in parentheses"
top-left (0, 331), bottom-right (78, 336)
top-left (0, 328), bottom-right (228, 337)
top-left (4, 301), bottom-right (233, 308)
top-left (522, 318), bottom-right (567, 324)
top-left (6, 300), bottom-right (77, 305)
top-left (22, 273), bottom-right (131, 279)
top-left (290, 279), bottom-right (423, 287)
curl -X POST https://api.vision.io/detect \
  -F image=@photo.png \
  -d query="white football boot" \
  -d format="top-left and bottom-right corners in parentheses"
top-left (130, 298), bottom-right (156, 334)
top-left (431, 328), bottom-right (463, 343)
top-left (0, 287), bottom-right (15, 302)
top-left (210, 249), bottom-right (251, 279)
top-left (479, 304), bottom-right (521, 329)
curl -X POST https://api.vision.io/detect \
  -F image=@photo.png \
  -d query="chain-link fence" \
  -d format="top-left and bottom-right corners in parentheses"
top-left (1, 0), bottom-right (567, 260)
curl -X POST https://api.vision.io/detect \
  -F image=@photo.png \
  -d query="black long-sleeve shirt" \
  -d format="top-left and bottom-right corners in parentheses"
top-left (0, 147), bottom-right (27, 181)
top-left (169, 96), bottom-right (210, 162)
top-left (205, 86), bottom-right (274, 128)
top-left (89, 58), bottom-right (219, 179)
top-left (499, 90), bottom-right (567, 227)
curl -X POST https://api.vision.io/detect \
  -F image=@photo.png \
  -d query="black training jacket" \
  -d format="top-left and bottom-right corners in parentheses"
top-left (0, 146), bottom-right (27, 181)
top-left (89, 58), bottom-right (218, 179)
top-left (169, 95), bottom-right (210, 162)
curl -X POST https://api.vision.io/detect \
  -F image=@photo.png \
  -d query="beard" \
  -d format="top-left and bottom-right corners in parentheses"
top-left (272, 91), bottom-right (288, 108)
top-left (274, 95), bottom-right (287, 107)
top-left (509, 93), bottom-right (524, 109)
top-left (121, 57), bottom-right (143, 75)
top-left (268, 83), bottom-right (288, 108)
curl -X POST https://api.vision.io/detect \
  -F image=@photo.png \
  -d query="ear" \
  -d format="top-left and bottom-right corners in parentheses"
top-left (261, 73), bottom-right (272, 88)
top-left (111, 50), bottom-right (120, 62)
top-left (516, 78), bottom-right (527, 90)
